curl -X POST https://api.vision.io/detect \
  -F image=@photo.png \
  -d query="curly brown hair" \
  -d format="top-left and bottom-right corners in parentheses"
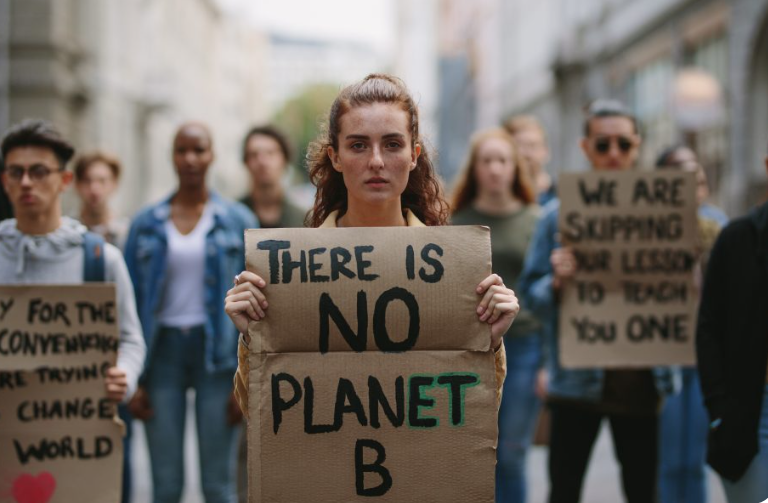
top-left (306, 74), bottom-right (449, 227)
top-left (451, 128), bottom-right (536, 214)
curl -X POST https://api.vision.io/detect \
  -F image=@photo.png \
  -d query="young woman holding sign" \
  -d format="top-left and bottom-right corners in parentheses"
top-left (225, 74), bottom-right (518, 417)
top-left (451, 127), bottom-right (541, 503)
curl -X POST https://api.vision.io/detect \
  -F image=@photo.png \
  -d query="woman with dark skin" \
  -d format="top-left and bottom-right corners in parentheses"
top-left (224, 75), bottom-right (518, 423)
top-left (125, 123), bottom-right (256, 503)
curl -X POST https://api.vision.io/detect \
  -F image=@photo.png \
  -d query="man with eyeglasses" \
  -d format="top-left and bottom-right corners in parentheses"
top-left (519, 100), bottom-right (676, 503)
top-left (0, 119), bottom-right (145, 412)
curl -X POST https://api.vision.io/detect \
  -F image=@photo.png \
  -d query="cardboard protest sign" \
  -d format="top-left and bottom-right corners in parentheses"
top-left (558, 170), bottom-right (699, 367)
top-left (0, 285), bottom-right (123, 503)
top-left (245, 227), bottom-right (498, 502)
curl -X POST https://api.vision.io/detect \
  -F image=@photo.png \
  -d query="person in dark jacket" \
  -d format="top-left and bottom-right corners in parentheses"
top-left (696, 151), bottom-right (768, 503)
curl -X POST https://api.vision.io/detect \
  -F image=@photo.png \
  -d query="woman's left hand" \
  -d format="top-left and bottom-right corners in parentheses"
top-left (476, 274), bottom-right (520, 351)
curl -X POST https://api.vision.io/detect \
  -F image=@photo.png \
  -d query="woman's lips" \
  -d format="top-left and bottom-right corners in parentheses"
top-left (366, 177), bottom-right (388, 185)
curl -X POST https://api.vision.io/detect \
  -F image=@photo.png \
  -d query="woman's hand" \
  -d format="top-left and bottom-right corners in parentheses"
top-left (225, 271), bottom-right (268, 339)
top-left (476, 274), bottom-right (520, 351)
top-left (227, 391), bottom-right (244, 425)
top-left (551, 247), bottom-right (577, 292)
top-left (127, 386), bottom-right (153, 421)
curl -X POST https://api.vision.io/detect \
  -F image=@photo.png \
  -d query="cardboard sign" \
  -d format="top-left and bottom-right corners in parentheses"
top-left (245, 227), bottom-right (498, 502)
top-left (0, 285), bottom-right (123, 503)
top-left (558, 170), bottom-right (699, 368)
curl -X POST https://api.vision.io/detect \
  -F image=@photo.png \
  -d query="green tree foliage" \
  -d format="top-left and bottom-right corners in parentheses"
top-left (272, 84), bottom-right (339, 182)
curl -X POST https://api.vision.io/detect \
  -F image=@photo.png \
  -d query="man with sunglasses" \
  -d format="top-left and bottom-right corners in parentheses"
top-left (519, 100), bottom-right (676, 503)
top-left (0, 119), bottom-right (145, 411)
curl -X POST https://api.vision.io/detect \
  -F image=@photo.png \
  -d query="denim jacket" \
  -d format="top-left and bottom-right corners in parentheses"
top-left (518, 199), bottom-right (678, 401)
top-left (124, 191), bottom-right (258, 376)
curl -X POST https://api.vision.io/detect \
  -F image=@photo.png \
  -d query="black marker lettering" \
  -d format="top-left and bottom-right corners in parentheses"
top-left (355, 439), bottom-right (392, 497)
top-left (319, 291), bottom-right (368, 353)
top-left (257, 240), bottom-right (291, 284)
top-left (419, 244), bottom-right (444, 283)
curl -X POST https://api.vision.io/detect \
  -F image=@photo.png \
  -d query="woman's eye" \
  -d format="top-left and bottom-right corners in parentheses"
top-left (386, 141), bottom-right (402, 149)
top-left (351, 142), bottom-right (365, 150)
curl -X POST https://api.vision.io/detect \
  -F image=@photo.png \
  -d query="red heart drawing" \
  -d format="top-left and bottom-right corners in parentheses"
top-left (12, 472), bottom-right (56, 503)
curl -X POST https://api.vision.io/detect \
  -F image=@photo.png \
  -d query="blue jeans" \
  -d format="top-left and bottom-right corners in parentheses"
top-left (659, 368), bottom-right (708, 503)
top-left (119, 403), bottom-right (133, 503)
top-left (722, 385), bottom-right (768, 503)
top-left (496, 334), bottom-right (543, 503)
top-left (144, 326), bottom-right (239, 503)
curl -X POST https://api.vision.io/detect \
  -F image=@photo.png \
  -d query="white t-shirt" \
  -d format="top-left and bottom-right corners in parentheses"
top-left (156, 205), bottom-right (214, 328)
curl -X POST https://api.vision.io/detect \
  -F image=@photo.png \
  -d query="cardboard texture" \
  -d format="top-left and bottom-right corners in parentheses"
top-left (245, 227), bottom-right (498, 502)
top-left (0, 285), bottom-right (122, 503)
top-left (558, 170), bottom-right (699, 368)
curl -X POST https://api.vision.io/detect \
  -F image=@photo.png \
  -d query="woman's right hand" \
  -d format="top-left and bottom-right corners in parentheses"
top-left (225, 271), bottom-right (269, 337)
top-left (127, 386), bottom-right (153, 421)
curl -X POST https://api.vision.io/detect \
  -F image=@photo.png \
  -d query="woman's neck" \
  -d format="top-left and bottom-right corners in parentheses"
top-left (338, 199), bottom-right (406, 227)
top-left (174, 185), bottom-right (208, 207)
top-left (473, 191), bottom-right (522, 215)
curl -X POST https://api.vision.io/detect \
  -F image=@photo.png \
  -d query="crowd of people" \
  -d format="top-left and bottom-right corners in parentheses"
top-left (1, 73), bottom-right (767, 503)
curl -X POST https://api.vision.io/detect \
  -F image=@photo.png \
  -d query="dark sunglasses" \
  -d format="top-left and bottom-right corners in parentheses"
top-left (593, 136), bottom-right (634, 154)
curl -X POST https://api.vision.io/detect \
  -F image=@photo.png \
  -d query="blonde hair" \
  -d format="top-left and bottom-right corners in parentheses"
top-left (451, 128), bottom-right (536, 214)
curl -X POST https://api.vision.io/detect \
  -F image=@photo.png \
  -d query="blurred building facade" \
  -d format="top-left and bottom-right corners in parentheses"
top-left (499, 0), bottom-right (768, 216)
top-left (0, 0), bottom-right (268, 216)
top-left (396, 0), bottom-right (502, 182)
top-left (400, 0), bottom-right (768, 215)
top-left (265, 33), bottom-right (385, 116)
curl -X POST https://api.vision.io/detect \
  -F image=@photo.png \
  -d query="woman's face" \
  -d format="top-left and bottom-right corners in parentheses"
top-left (473, 136), bottom-right (517, 198)
top-left (173, 125), bottom-right (213, 189)
top-left (328, 102), bottom-right (420, 209)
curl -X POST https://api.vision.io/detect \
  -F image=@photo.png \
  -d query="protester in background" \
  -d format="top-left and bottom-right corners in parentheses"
top-left (124, 122), bottom-right (257, 503)
top-left (239, 125), bottom-right (306, 228)
top-left (451, 127), bottom-right (541, 503)
top-left (696, 147), bottom-right (768, 503)
top-left (655, 145), bottom-right (727, 503)
top-left (72, 149), bottom-right (134, 502)
top-left (656, 145), bottom-right (728, 227)
top-left (74, 150), bottom-right (131, 249)
top-left (0, 118), bottom-right (145, 411)
top-left (519, 100), bottom-right (676, 503)
top-left (504, 115), bottom-right (556, 206)
top-left (236, 124), bottom-right (305, 502)
top-left (225, 74), bottom-right (518, 434)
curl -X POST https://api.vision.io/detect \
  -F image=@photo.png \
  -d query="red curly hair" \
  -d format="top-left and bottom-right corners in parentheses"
top-left (306, 74), bottom-right (449, 227)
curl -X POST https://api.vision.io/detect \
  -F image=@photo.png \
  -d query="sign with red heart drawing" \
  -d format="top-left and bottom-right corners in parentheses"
top-left (0, 285), bottom-right (123, 503)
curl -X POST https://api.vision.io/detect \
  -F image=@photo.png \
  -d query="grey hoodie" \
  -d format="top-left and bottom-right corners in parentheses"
top-left (0, 216), bottom-right (145, 400)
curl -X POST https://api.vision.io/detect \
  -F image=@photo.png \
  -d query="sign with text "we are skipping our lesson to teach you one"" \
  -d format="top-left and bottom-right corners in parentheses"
top-left (558, 170), bottom-right (699, 368)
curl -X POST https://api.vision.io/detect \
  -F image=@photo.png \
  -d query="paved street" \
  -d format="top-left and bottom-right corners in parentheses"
top-left (129, 391), bottom-right (727, 503)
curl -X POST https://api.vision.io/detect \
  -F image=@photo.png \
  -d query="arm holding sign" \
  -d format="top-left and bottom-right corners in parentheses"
top-left (226, 271), bottom-right (518, 417)
top-left (518, 203), bottom-right (560, 319)
top-left (105, 243), bottom-right (146, 402)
